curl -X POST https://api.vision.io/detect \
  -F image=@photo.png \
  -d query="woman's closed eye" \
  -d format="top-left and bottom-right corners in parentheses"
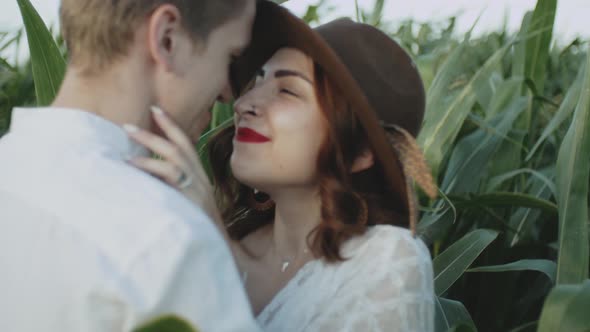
top-left (253, 69), bottom-right (302, 97)
top-left (280, 87), bottom-right (299, 97)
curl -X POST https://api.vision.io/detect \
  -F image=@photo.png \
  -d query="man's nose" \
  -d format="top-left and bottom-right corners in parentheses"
top-left (216, 83), bottom-right (234, 104)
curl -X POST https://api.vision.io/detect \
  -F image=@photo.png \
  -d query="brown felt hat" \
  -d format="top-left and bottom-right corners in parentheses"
top-left (230, 0), bottom-right (436, 233)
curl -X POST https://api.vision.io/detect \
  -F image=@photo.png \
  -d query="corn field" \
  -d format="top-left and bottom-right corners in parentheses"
top-left (1, 0), bottom-right (589, 331)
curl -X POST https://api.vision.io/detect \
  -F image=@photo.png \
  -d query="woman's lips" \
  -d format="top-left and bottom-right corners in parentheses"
top-left (236, 127), bottom-right (271, 143)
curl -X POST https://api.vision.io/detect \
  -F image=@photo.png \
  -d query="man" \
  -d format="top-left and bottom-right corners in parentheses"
top-left (0, 0), bottom-right (259, 331)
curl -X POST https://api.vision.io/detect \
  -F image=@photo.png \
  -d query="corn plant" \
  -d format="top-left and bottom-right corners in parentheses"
top-left (5, 0), bottom-right (590, 331)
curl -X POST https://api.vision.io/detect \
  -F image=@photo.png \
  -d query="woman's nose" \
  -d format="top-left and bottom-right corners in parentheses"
top-left (234, 94), bottom-right (257, 118)
top-left (234, 84), bottom-right (270, 117)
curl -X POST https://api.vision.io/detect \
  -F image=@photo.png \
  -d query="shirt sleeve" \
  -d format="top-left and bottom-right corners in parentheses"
top-left (310, 230), bottom-right (435, 332)
top-left (114, 211), bottom-right (260, 332)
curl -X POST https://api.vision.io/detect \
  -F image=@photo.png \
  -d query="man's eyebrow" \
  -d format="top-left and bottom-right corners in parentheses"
top-left (238, 45), bottom-right (248, 56)
top-left (233, 47), bottom-right (246, 57)
top-left (274, 69), bottom-right (313, 85)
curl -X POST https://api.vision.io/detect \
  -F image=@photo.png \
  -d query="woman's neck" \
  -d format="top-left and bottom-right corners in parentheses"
top-left (269, 187), bottom-right (322, 259)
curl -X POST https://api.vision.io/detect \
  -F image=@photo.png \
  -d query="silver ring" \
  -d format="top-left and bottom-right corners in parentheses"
top-left (177, 170), bottom-right (193, 189)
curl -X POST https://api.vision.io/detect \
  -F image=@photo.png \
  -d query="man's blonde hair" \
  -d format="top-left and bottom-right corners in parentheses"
top-left (60, 0), bottom-right (246, 73)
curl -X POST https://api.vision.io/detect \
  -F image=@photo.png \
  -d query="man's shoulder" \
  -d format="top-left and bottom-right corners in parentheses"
top-left (76, 158), bottom-right (218, 247)
top-left (2, 152), bottom-right (218, 264)
top-left (93, 157), bottom-right (197, 212)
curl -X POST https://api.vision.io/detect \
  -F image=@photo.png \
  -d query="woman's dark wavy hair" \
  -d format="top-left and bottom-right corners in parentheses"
top-left (208, 62), bottom-right (407, 262)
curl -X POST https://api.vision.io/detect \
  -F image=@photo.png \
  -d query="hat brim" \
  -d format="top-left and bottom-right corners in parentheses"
top-left (230, 0), bottom-right (410, 224)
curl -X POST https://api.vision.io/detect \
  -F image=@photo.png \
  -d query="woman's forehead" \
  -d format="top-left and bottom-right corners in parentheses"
top-left (264, 48), bottom-right (314, 74)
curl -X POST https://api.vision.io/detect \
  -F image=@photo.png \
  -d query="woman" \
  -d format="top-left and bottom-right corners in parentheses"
top-left (127, 1), bottom-right (436, 330)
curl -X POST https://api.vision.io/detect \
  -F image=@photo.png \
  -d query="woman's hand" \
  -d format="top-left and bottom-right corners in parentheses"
top-left (124, 106), bottom-right (222, 230)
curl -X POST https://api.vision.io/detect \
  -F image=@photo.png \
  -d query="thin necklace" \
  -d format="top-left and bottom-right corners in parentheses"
top-left (272, 242), bottom-right (309, 273)
top-left (240, 247), bottom-right (311, 286)
top-left (276, 246), bottom-right (311, 272)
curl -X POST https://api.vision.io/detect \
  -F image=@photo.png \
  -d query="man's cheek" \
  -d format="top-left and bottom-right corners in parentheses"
top-left (189, 110), bottom-right (212, 144)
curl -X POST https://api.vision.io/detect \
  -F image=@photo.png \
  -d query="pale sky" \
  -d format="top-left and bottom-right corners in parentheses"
top-left (1, 0), bottom-right (588, 61)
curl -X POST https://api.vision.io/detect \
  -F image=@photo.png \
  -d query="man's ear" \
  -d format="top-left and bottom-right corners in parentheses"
top-left (146, 4), bottom-right (187, 72)
top-left (351, 148), bottom-right (375, 173)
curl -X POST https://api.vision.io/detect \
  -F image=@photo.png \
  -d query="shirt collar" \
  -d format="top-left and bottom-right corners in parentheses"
top-left (9, 107), bottom-right (149, 160)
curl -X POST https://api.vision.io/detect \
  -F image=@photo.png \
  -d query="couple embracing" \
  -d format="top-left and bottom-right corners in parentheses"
top-left (0, 0), bottom-right (435, 331)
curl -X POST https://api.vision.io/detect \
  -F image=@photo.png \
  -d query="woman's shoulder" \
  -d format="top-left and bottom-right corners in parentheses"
top-left (342, 225), bottom-right (432, 267)
top-left (332, 224), bottom-right (434, 299)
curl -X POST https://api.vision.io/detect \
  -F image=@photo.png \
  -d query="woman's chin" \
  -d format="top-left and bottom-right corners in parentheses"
top-left (231, 156), bottom-right (265, 184)
top-left (233, 172), bottom-right (268, 191)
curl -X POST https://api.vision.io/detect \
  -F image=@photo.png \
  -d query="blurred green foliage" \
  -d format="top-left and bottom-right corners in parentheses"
top-left (3, 0), bottom-right (589, 331)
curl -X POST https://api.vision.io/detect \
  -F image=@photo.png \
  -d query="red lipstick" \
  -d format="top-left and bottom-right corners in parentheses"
top-left (236, 127), bottom-right (271, 143)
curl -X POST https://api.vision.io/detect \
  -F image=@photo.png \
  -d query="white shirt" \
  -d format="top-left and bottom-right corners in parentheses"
top-left (0, 107), bottom-right (259, 332)
top-left (257, 225), bottom-right (435, 332)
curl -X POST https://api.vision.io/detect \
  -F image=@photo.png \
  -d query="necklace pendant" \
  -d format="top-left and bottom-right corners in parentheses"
top-left (281, 261), bottom-right (290, 272)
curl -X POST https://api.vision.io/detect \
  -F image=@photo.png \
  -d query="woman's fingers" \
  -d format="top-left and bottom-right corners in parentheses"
top-left (150, 106), bottom-right (195, 155)
top-left (124, 124), bottom-right (187, 167)
top-left (124, 111), bottom-right (230, 246)
top-left (124, 107), bottom-right (212, 191)
top-left (129, 157), bottom-right (184, 187)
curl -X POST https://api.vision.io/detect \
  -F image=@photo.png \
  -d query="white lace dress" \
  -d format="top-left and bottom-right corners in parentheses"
top-left (256, 225), bottom-right (434, 332)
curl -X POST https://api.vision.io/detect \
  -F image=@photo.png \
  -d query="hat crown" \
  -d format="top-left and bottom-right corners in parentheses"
top-left (314, 18), bottom-right (425, 137)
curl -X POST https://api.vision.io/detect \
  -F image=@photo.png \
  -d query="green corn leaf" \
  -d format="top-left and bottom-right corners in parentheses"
top-left (509, 321), bottom-right (538, 332)
top-left (521, 1), bottom-right (556, 149)
top-left (368, 0), bottom-right (385, 27)
top-left (555, 50), bottom-right (590, 285)
top-left (487, 168), bottom-right (556, 198)
top-left (441, 97), bottom-right (527, 194)
top-left (418, 40), bottom-right (469, 177)
top-left (198, 117), bottom-right (234, 157)
top-left (301, 4), bottom-right (321, 24)
top-left (467, 259), bottom-right (556, 284)
top-left (527, 63), bottom-right (585, 161)
top-left (197, 116), bottom-right (234, 180)
top-left (418, 207), bottom-right (454, 246)
top-left (418, 190), bottom-right (457, 245)
top-left (16, 0), bottom-right (66, 105)
top-left (197, 101), bottom-right (234, 173)
top-left (486, 78), bottom-right (525, 120)
top-left (483, 77), bottom-right (528, 187)
top-left (512, 12), bottom-right (532, 79)
top-left (419, 42), bottom-right (512, 178)
top-left (434, 297), bottom-right (477, 332)
top-left (524, 0), bottom-right (557, 94)
top-left (448, 324), bottom-right (478, 332)
top-left (450, 192), bottom-right (558, 215)
top-left (210, 102), bottom-right (234, 129)
top-left (0, 30), bottom-right (23, 54)
top-left (433, 229), bottom-right (498, 295)
top-left (537, 280), bottom-right (590, 332)
top-left (133, 315), bottom-right (200, 332)
top-left (0, 56), bottom-right (16, 72)
top-left (508, 173), bottom-right (555, 247)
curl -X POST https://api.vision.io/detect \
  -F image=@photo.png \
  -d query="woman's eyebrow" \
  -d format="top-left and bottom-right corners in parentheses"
top-left (274, 69), bottom-right (313, 85)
